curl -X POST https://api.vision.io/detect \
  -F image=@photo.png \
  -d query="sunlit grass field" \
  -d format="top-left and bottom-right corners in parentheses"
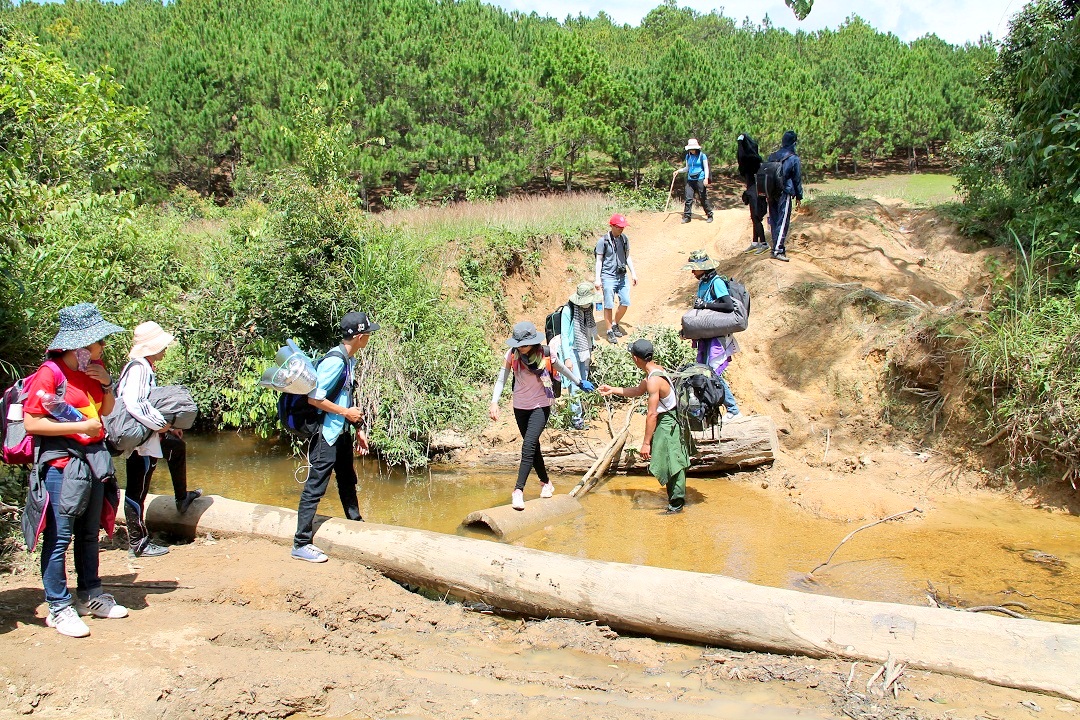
top-left (807, 173), bottom-right (958, 205)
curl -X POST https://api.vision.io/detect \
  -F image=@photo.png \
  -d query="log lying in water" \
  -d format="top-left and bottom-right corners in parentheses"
top-left (145, 493), bottom-right (1080, 702)
top-left (471, 414), bottom-right (778, 474)
top-left (463, 495), bottom-right (584, 541)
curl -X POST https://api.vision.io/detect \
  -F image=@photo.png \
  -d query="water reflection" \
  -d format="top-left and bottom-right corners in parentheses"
top-left (132, 433), bottom-right (1080, 621)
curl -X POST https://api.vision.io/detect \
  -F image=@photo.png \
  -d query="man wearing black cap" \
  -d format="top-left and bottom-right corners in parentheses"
top-left (292, 311), bottom-right (379, 563)
top-left (598, 339), bottom-right (691, 514)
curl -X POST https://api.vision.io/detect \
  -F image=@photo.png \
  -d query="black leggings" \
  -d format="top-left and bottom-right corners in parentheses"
top-left (124, 432), bottom-right (188, 549)
top-left (514, 406), bottom-right (551, 491)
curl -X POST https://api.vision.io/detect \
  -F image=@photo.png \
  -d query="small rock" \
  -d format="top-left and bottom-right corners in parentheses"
top-left (1021, 700), bottom-right (1043, 712)
top-left (859, 455), bottom-right (872, 467)
top-left (784, 479), bottom-right (797, 490)
top-left (780, 401), bottom-right (790, 413)
top-left (760, 481), bottom-right (769, 489)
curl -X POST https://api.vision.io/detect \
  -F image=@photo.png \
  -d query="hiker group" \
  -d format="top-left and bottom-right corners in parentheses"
top-left (5, 130), bottom-right (797, 635)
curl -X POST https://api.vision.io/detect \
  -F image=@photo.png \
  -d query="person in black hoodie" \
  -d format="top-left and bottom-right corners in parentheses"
top-left (736, 133), bottom-right (769, 254)
top-left (766, 130), bottom-right (803, 262)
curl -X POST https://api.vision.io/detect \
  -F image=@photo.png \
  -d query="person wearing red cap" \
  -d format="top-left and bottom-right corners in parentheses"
top-left (594, 214), bottom-right (638, 344)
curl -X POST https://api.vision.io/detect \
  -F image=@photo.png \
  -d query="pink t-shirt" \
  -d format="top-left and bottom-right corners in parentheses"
top-left (508, 351), bottom-right (553, 411)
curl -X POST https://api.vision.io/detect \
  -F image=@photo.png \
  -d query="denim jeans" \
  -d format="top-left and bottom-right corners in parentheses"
top-left (294, 431), bottom-right (361, 548)
top-left (40, 465), bottom-right (105, 612)
top-left (568, 355), bottom-right (590, 424)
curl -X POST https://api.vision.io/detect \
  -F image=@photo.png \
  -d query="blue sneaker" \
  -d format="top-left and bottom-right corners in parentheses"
top-left (291, 544), bottom-right (328, 563)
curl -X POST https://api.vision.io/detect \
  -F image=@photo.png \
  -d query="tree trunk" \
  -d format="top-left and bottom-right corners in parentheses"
top-left (145, 493), bottom-right (1080, 702)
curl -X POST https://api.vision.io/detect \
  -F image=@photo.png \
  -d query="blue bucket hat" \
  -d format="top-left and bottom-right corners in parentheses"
top-left (47, 303), bottom-right (126, 352)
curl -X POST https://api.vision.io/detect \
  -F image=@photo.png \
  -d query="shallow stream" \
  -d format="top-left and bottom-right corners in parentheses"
top-left (131, 433), bottom-right (1080, 622)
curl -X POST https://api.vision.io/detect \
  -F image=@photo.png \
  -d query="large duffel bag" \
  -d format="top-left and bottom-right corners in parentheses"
top-left (681, 300), bottom-right (747, 340)
top-left (106, 385), bottom-right (198, 455)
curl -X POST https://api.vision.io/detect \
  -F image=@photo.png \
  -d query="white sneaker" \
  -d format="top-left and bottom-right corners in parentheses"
top-left (76, 593), bottom-right (128, 619)
top-left (46, 606), bottom-right (90, 637)
top-left (540, 482), bottom-right (555, 499)
top-left (511, 489), bottom-right (525, 511)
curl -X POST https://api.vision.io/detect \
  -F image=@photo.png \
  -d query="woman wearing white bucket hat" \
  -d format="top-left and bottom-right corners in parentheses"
top-left (673, 138), bottom-right (714, 224)
top-left (116, 321), bottom-right (201, 558)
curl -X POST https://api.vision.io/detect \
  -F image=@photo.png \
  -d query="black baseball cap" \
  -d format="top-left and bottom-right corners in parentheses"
top-left (340, 311), bottom-right (379, 339)
top-left (629, 338), bottom-right (654, 360)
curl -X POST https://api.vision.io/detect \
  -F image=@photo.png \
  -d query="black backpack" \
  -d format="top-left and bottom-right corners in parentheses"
top-left (755, 160), bottom-right (784, 201)
top-left (277, 347), bottom-right (349, 440)
top-left (544, 305), bottom-right (565, 344)
top-left (674, 363), bottom-right (726, 432)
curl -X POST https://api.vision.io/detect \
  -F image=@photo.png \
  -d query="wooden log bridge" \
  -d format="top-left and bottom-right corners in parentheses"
top-left (471, 414), bottom-right (779, 475)
top-left (463, 495), bottom-right (583, 541)
top-left (147, 493), bottom-right (1080, 702)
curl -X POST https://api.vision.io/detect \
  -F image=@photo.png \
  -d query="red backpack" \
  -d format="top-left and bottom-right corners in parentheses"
top-left (1, 361), bottom-right (65, 465)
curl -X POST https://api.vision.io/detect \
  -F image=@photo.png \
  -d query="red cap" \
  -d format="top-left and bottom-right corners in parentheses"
top-left (609, 214), bottom-right (628, 228)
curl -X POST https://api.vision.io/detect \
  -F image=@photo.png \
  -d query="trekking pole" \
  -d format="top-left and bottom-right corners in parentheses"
top-left (663, 173), bottom-right (677, 217)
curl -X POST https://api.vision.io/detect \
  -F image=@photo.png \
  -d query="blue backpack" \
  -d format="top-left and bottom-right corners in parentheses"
top-left (276, 347), bottom-right (349, 440)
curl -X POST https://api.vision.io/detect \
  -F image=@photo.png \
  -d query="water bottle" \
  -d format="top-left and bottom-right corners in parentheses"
top-left (36, 390), bottom-right (85, 422)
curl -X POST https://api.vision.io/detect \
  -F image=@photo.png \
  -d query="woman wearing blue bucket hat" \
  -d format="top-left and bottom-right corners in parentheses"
top-left (22, 303), bottom-right (128, 638)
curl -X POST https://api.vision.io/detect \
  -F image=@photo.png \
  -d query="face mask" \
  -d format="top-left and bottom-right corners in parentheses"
top-left (75, 347), bottom-right (91, 372)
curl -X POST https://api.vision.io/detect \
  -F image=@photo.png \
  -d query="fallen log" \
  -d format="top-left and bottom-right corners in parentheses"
top-left (469, 414), bottom-right (778, 475)
top-left (146, 493), bottom-right (1080, 702)
top-left (462, 495), bottom-right (583, 541)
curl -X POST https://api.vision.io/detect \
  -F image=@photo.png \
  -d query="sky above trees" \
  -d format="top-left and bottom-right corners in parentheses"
top-left (492, 0), bottom-right (1018, 44)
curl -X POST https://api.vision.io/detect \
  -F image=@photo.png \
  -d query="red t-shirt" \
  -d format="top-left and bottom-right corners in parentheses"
top-left (24, 360), bottom-right (107, 468)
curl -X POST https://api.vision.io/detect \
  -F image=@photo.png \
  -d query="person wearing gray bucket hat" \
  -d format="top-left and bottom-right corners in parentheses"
top-left (117, 321), bottom-right (202, 559)
top-left (23, 303), bottom-right (128, 636)
top-left (553, 282), bottom-right (599, 430)
top-left (491, 320), bottom-right (593, 510)
top-left (292, 311), bottom-right (378, 563)
top-left (684, 250), bottom-right (741, 421)
top-left (598, 338), bottom-right (691, 514)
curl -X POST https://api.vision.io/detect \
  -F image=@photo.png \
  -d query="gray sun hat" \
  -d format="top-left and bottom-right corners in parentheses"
top-left (504, 321), bottom-right (543, 348)
top-left (681, 249), bottom-right (720, 271)
top-left (47, 303), bottom-right (126, 352)
top-left (568, 281), bottom-right (598, 307)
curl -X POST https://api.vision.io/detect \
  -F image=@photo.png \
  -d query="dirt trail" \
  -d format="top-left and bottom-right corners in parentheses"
top-left (3, 198), bottom-right (1073, 720)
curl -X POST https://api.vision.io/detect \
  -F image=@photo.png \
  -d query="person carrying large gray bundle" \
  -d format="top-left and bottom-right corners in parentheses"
top-left (114, 321), bottom-right (202, 558)
top-left (681, 251), bottom-right (741, 421)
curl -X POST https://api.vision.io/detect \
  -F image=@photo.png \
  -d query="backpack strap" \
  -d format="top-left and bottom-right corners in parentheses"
top-left (319, 346), bottom-right (350, 402)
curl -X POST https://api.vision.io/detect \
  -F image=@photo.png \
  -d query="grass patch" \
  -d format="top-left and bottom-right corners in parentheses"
top-left (807, 173), bottom-right (958, 206)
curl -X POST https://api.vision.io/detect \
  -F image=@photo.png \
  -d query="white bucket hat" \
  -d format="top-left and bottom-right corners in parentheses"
top-left (129, 321), bottom-right (176, 359)
top-left (685, 138), bottom-right (702, 151)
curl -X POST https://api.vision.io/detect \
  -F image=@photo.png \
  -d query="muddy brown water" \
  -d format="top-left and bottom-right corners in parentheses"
top-left (129, 433), bottom-right (1080, 623)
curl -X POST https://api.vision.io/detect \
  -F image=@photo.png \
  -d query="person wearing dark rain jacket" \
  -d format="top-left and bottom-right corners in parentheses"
top-left (766, 130), bottom-right (803, 262)
top-left (737, 133), bottom-right (770, 254)
top-left (673, 138), bottom-right (714, 224)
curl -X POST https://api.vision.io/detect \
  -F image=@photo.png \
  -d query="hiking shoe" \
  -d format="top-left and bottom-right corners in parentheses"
top-left (612, 323), bottom-right (627, 338)
top-left (46, 606), bottom-right (90, 637)
top-left (663, 505), bottom-right (684, 515)
top-left (754, 244), bottom-right (772, 255)
top-left (606, 330), bottom-right (618, 344)
top-left (130, 542), bottom-right (169, 558)
top-left (771, 252), bottom-right (790, 262)
top-left (743, 243), bottom-right (763, 253)
top-left (571, 419), bottom-right (585, 431)
top-left (511, 489), bottom-right (525, 511)
top-left (540, 482), bottom-right (555, 499)
top-left (76, 593), bottom-right (128, 619)
top-left (706, 216), bottom-right (714, 223)
top-left (681, 217), bottom-right (690, 224)
top-left (291, 544), bottom-right (328, 563)
top-left (176, 489), bottom-right (202, 514)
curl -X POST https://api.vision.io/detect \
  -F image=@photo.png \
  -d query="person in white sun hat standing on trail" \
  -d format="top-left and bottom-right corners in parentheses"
top-left (594, 213), bottom-right (638, 345)
top-left (673, 138), bottom-right (714, 224)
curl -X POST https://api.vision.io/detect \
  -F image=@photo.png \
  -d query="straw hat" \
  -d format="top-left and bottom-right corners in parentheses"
top-left (681, 249), bottom-right (720, 271)
top-left (47, 303), bottom-right (126, 352)
top-left (128, 321), bottom-right (175, 359)
top-left (685, 138), bottom-right (702, 151)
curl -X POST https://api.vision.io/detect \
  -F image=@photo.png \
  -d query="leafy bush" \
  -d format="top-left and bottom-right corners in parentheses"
top-left (591, 325), bottom-right (696, 391)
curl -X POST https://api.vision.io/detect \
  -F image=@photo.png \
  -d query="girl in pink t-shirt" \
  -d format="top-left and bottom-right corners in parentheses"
top-left (489, 321), bottom-right (592, 511)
